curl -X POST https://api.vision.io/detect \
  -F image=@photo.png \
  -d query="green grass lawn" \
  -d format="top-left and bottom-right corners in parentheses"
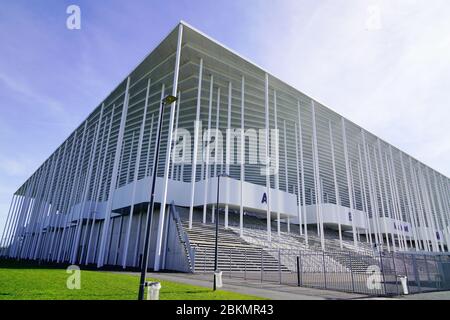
top-left (0, 260), bottom-right (264, 300)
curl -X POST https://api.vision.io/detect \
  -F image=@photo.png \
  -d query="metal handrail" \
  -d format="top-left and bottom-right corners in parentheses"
top-left (169, 202), bottom-right (195, 272)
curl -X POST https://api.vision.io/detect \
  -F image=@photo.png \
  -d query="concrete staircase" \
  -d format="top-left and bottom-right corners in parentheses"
top-left (182, 220), bottom-right (290, 273)
top-left (176, 206), bottom-right (379, 274)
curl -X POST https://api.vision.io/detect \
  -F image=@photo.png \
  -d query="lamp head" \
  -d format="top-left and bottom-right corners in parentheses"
top-left (162, 95), bottom-right (178, 105)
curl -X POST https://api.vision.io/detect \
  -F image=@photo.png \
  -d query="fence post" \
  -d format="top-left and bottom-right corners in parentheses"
top-left (424, 254), bottom-right (431, 284)
top-left (322, 251), bottom-right (327, 289)
top-left (204, 248), bottom-right (206, 273)
top-left (349, 251), bottom-right (355, 293)
top-left (191, 247), bottom-right (196, 273)
top-left (299, 250), bottom-right (303, 286)
top-left (379, 251), bottom-right (388, 296)
top-left (260, 249), bottom-right (263, 283)
top-left (244, 248), bottom-right (247, 280)
top-left (438, 255), bottom-right (444, 290)
top-left (412, 254), bottom-right (421, 293)
top-left (297, 256), bottom-right (301, 287)
top-left (278, 249), bottom-right (282, 285)
top-left (392, 252), bottom-right (399, 296)
top-left (229, 248), bottom-right (232, 278)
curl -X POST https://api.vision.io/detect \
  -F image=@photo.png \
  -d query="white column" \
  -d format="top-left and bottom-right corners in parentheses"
top-left (294, 122), bottom-right (302, 236)
top-left (274, 91), bottom-right (280, 237)
top-left (283, 120), bottom-right (289, 235)
top-left (356, 151), bottom-right (370, 243)
top-left (388, 147), bottom-right (408, 250)
top-left (311, 101), bottom-right (324, 250)
top-left (400, 153), bottom-right (419, 250)
top-left (203, 75), bottom-right (214, 224)
top-left (410, 159), bottom-right (431, 251)
top-left (188, 58), bottom-right (203, 230)
top-left (80, 111), bottom-right (111, 264)
top-left (212, 87), bottom-right (221, 223)
top-left (360, 133), bottom-right (379, 247)
top-left (153, 23), bottom-right (183, 271)
top-left (224, 81), bottom-right (232, 229)
top-left (58, 122), bottom-right (89, 263)
top-left (70, 112), bottom-right (103, 263)
top-left (341, 117), bottom-right (358, 248)
top-left (373, 146), bottom-right (391, 252)
top-left (297, 102), bottom-right (307, 244)
top-left (96, 77), bottom-right (131, 267)
top-left (328, 121), bottom-right (343, 249)
top-left (422, 167), bottom-right (440, 251)
top-left (437, 174), bottom-right (450, 251)
top-left (431, 171), bottom-right (448, 250)
top-left (171, 91), bottom-right (181, 180)
top-left (239, 76), bottom-right (245, 237)
top-left (85, 110), bottom-right (115, 264)
top-left (377, 140), bottom-right (396, 251)
top-left (264, 73), bottom-right (272, 242)
top-left (145, 114), bottom-right (155, 177)
top-left (1, 196), bottom-right (16, 255)
top-left (121, 78), bottom-right (151, 268)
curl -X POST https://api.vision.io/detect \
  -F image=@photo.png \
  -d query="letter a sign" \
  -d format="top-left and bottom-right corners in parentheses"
top-left (261, 192), bottom-right (267, 204)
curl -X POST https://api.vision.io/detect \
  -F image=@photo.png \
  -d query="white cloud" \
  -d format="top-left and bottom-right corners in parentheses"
top-left (0, 156), bottom-right (34, 178)
top-left (240, 0), bottom-right (450, 176)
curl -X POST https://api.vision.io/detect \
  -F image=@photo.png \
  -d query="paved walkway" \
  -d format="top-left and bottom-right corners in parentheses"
top-left (117, 271), bottom-right (368, 300)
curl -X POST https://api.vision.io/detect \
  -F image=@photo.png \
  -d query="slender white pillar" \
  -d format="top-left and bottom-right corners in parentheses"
top-left (400, 153), bottom-right (419, 250)
top-left (421, 167), bottom-right (440, 251)
top-left (328, 121), bottom-right (342, 248)
top-left (361, 133), bottom-right (380, 247)
top-left (97, 77), bottom-right (131, 267)
top-left (171, 91), bottom-right (181, 180)
top-left (70, 105), bottom-right (104, 263)
top-left (224, 81), bottom-right (232, 229)
top-left (356, 151), bottom-right (370, 243)
top-left (239, 76), bottom-right (245, 237)
top-left (311, 101), bottom-right (325, 250)
top-left (264, 73), bottom-right (272, 242)
top-left (58, 121), bottom-right (88, 262)
top-left (341, 117), bottom-right (358, 247)
top-left (188, 58), bottom-right (203, 230)
top-left (274, 91), bottom-right (280, 237)
top-left (283, 120), bottom-right (289, 234)
top-left (153, 23), bottom-right (183, 271)
top-left (297, 102), bottom-right (307, 244)
top-left (121, 78), bottom-right (151, 268)
top-left (212, 87), bottom-right (221, 223)
top-left (81, 111), bottom-right (112, 264)
top-left (203, 75), bottom-right (214, 224)
top-left (85, 110), bottom-right (115, 264)
top-left (410, 159), bottom-right (430, 251)
top-left (294, 122), bottom-right (303, 236)
top-left (1, 196), bottom-right (16, 255)
top-left (373, 146), bottom-right (393, 252)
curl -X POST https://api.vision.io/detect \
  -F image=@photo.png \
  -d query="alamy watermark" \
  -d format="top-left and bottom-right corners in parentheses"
top-left (171, 122), bottom-right (280, 176)
top-left (366, 265), bottom-right (382, 290)
top-left (66, 5), bottom-right (81, 30)
top-left (66, 265), bottom-right (81, 290)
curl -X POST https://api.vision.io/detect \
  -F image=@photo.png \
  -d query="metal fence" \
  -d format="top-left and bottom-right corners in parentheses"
top-left (193, 247), bottom-right (450, 297)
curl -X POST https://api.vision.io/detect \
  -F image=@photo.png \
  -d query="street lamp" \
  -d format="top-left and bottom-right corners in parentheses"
top-left (138, 94), bottom-right (177, 300)
top-left (213, 173), bottom-right (229, 291)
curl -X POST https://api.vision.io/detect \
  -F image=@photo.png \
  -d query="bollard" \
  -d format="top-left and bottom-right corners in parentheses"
top-left (145, 282), bottom-right (161, 300)
top-left (398, 276), bottom-right (409, 295)
top-left (214, 271), bottom-right (223, 289)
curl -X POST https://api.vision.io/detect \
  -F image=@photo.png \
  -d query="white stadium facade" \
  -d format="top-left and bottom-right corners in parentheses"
top-left (1, 23), bottom-right (450, 293)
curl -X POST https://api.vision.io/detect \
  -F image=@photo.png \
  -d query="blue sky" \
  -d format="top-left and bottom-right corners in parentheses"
top-left (1, 0), bottom-right (449, 232)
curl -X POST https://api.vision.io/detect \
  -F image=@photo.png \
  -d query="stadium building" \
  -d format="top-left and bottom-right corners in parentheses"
top-left (1, 22), bottom-right (449, 279)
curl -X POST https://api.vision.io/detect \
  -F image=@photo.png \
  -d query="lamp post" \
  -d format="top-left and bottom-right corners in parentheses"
top-left (138, 94), bottom-right (178, 300)
top-left (213, 173), bottom-right (229, 290)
